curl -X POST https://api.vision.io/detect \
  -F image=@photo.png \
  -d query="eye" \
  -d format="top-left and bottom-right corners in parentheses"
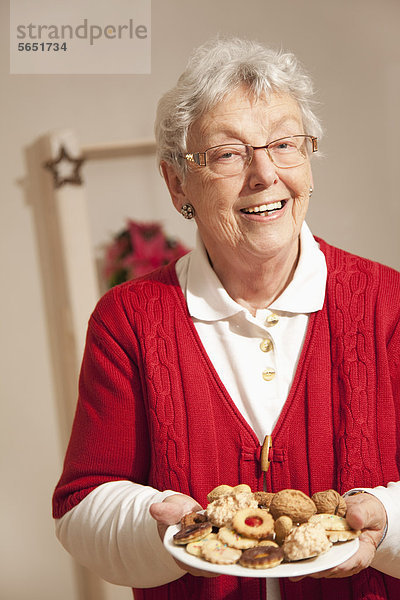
top-left (208, 145), bottom-right (247, 162)
top-left (217, 150), bottom-right (235, 160)
top-left (270, 139), bottom-right (298, 152)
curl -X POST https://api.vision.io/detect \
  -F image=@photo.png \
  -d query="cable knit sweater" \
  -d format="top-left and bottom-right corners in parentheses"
top-left (53, 238), bottom-right (400, 600)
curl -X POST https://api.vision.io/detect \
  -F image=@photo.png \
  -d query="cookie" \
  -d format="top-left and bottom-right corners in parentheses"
top-left (201, 539), bottom-right (242, 565)
top-left (206, 493), bottom-right (258, 527)
top-left (239, 545), bottom-right (284, 569)
top-left (232, 508), bottom-right (274, 540)
top-left (256, 540), bottom-right (279, 548)
top-left (186, 533), bottom-right (218, 557)
top-left (180, 511), bottom-right (208, 528)
top-left (308, 513), bottom-right (351, 531)
top-left (207, 485), bottom-right (234, 503)
top-left (173, 521), bottom-right (213, 545)
top-left (233, 484), bottom-right (252, 496)
top-left (283, 522), bottom-right (331, 561)
top-left (326, 529), bottom-right (361, 543)
top-left (207, 484), bottom-right (253, 503)
top-left (218, 525), bottom-right (258, 549)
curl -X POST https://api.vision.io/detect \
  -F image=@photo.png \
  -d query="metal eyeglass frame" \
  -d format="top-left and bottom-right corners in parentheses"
top-left (182, 135), bottom-right (318, 171)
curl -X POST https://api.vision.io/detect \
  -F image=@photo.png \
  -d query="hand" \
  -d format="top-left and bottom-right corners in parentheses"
top-left (149, 494), bottom-right (219, 578)
top-left (291, 492), bottom-right (387, 581)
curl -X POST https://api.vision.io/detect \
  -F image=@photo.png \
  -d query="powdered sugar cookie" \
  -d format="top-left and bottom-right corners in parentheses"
top-left (283, 522), bottom-right (331, 561)
top-left (206, 493), bottom-right (258, 527)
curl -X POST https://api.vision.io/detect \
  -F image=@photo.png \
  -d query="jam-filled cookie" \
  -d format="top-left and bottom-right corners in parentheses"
top-left (232, 508), bottom-right (274, 540)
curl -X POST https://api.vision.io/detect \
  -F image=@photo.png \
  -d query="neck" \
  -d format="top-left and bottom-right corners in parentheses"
top-left (208, 240), bottom-right (300, 316)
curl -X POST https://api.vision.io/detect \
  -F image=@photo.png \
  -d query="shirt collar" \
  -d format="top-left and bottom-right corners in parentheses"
top-left (186, 222), bottom-right (327, 321)
top-left (269, 222), bottom-right (327, 313)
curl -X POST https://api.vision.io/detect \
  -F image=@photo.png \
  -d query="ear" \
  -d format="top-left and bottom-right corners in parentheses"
top-left (161, 161), bottom-right (188, 214)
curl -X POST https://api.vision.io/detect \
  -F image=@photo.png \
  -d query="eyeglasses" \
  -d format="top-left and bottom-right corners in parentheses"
top-left (182, 135), bottom-right (318, 176)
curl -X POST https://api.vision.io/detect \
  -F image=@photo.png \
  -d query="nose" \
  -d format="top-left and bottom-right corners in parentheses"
top-left (246, 147), bottom-right (279, 189)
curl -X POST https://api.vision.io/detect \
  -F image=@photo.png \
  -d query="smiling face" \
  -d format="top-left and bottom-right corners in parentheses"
top-left (163, 87), bottom-right (314, 277)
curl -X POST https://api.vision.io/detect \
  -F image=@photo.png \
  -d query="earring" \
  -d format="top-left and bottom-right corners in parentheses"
top-left (181, 203), bottom-right (195, 219)
top-left (309, 187), bottom-right (313, 197)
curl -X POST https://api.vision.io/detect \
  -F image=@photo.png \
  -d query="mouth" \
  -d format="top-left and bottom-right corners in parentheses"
top-left (240, 200), bottom-right (287, 216)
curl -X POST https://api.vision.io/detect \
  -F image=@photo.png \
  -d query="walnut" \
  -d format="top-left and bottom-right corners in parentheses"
top-left (274, 515), bottom-right (293, 545)
top-left (269, 489), bottom-right (317, 523)
top-left (311, 489), bottom-right (347, 517)
top-left (253, 491), bottom-right (274, 509)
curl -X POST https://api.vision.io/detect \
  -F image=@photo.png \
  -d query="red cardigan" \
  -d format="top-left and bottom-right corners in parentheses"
top-left (53, 238), bottom-right (400, 600)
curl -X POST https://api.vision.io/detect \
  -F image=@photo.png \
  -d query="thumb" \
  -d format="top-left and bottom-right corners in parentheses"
top-left (149, 494), bottom-right (203, 542)
top-left (149, 494), bottom-right (202, 526)
top-left (345, 495), bottom-right (385, 529)
top-left (345, 494), bottom-right (386, 546)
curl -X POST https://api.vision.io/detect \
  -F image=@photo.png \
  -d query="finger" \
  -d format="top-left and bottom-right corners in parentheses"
top-left (149, 501), bottom-right (186, 525)
top-left (149, 496), bottom-right (201, 525)
top-left (174, 558), bottom-right (219, 578)
top-left (345, 494), bottom-right (386, 535)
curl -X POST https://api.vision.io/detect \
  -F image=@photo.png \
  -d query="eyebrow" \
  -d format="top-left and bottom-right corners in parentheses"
top-left (202, 116), bottom-right (304, 146)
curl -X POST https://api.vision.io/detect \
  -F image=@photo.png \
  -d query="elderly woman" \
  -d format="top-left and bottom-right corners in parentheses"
top-left (53, 39), bottom-right (400, 600)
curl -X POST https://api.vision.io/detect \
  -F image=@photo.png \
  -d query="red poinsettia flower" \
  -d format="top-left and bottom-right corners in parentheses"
top-left (102, 219), bottom-right (189, 288)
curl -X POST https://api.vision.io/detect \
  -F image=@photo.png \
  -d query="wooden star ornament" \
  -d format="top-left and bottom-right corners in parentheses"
top-left (44, 145), bottom-right (85, 189)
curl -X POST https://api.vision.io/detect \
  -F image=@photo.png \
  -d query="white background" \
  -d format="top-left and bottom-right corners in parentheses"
top-left (1, 0), bottom-right (399, 599)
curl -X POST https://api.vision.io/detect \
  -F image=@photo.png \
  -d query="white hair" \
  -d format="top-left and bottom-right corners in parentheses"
top-left (155, 37), bottom-right (323, 175)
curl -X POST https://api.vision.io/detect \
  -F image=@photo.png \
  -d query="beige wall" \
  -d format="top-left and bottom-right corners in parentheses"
top-left (1, 0), bottom-right (399, 599)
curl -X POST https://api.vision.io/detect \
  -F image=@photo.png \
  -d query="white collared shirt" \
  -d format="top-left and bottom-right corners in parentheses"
top-left (175, 221), bottom-right (327, 442)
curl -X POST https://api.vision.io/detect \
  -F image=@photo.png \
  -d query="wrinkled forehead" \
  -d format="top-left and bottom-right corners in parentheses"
top-left (188, 87), bottom-right (304, 148)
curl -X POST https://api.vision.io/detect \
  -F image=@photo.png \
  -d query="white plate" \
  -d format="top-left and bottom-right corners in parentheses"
top-left (164, 524), bottom-right (359, 578)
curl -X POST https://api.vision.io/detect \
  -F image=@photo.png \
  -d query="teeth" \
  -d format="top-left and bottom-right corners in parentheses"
top-left (243, 201), bottom-right (283, 214)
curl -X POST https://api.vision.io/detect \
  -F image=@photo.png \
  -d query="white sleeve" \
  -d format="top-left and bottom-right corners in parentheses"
top-left (358, 481), bottom-right (400, 579)
top-left (55, 480), bottom-right (186, 588)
